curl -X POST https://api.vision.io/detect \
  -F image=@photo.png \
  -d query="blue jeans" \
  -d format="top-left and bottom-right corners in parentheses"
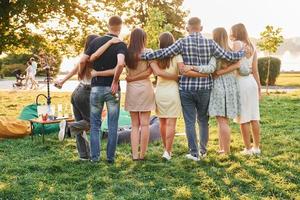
top-left (179, 90), bottom-right (211, 156)
top-left (90, 86), bottom-right (120, 162)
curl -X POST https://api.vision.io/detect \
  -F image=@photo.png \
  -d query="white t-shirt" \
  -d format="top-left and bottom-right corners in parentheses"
top-left (31, 61), bottom-right (37, 75)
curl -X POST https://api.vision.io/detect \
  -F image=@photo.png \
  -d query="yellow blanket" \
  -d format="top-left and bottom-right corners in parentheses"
top-left (0, 117), bottom-right (30, 138)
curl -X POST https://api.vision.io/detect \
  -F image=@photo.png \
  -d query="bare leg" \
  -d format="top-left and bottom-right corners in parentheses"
top-left (139, 111), bottom-right (150, 159)
top-left (240, 122), bottom-right (251, 150)
top-left (159, 118), bottom-right (167, 150)
top-left (165, 118), bottom-right (177, 155)
top-left (251, 120), bottom-right (260, 149)
top-left (216, 117), bottom-right (223, 152)
top-left (130, 112), bottom-right (140, 160)
top-left (216, 116), bottom-right (231, 154)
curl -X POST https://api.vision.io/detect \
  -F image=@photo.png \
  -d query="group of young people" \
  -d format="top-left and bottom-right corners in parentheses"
top-left (55, 16), bottom-right (261, 163)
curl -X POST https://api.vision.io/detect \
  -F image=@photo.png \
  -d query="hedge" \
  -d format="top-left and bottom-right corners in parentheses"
top-left (258, 57), bottom-right (281, 86)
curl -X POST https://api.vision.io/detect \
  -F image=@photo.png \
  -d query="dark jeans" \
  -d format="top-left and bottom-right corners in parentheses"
top-left (90, 86), bottom-right (120, 162)
top-left (70, 84), bottom-right (91, 159)
top-left (179, 89), bottom-right (211, 156)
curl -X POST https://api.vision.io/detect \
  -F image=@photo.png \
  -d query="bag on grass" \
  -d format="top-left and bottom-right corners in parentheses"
top-left (0, 117), bottom-right (30, 138)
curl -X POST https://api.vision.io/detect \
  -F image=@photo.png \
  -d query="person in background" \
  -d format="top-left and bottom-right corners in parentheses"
top-left (141, 17), bottom-right (245, 161)
top-left (30, 57), bottom-right (39, 88)
top-left (230, 23), bottom-right (261, 155)
top-left (54, 34), bottom-right (122, 161)
top-left (24, 61), bottom-right (38, 90)
top-left (81, 16), bottom-right (127, 163)
top-left (182, 27), bottom-right (241, 155)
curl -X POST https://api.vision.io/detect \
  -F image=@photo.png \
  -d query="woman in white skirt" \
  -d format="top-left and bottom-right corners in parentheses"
top-left (231, 23), bottom-right (262, 155)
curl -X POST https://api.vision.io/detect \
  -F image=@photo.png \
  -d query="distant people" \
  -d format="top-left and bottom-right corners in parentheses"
top-left (30, 57), bottom-right (39, 88)
top-left (142, 17), bottom-right (245, 161)
top-left (24, 61), bottom-right (38, 90)
top-left (121, 28), bottom-right (155, 160)
top-left (230, 23), bottom-right (261, 155)
top-left (81, 16), bottom-right (128, 163)
top-left (54, 34), bottom-right (121, 161)
top-left (182, 27), bottom-right (241, 155)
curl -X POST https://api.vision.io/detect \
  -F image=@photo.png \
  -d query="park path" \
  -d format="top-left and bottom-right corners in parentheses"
top-left (0, 78), bottom-right (299, 93)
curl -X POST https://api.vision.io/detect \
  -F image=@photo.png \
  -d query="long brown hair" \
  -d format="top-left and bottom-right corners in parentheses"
top-left (157, 32), bottom-right (175, 69)
top-left (78, 34), bottom-right (98, 80)
top-left (126, 28), bottom-right (147, 69)
top-left (231, 23), bottom-right (254, 55)
top-left (212, 27), bottom-right (234, 68)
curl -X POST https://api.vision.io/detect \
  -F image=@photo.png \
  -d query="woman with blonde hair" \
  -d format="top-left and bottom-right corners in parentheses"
top-left (183, 27), bottom-right (241, 154)
top-left (230, 23), bottom-right (261, 155)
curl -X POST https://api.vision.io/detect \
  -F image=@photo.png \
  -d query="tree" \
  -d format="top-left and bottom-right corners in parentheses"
top-left (257, 25), bottom-right (284, 94)
top-left (144, 8), bottom-right (173, 49)
top-left (0, 0), bottom-right (105, 56)
top-left (102, 0), bottom-right (188, 39)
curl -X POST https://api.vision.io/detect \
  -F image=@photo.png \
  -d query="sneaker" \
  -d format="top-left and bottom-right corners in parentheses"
top-left (162, 151), bottom-right (171, 160)
top-left (58, 120), bottom-right (67, 141)
top-left (251, 147), bottom-right (261, 155)
top-left (240, 148), bottom-right (253, 155)
top-left (79, 157), bottom-right (90, 161)
top-left (185, 154), bottom-right (200, 161)
top-left (82, 131), bottom-right (88, 140)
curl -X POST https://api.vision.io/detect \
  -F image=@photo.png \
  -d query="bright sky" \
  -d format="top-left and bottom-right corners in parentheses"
top-left (183, 0), bottom-right (300, 38)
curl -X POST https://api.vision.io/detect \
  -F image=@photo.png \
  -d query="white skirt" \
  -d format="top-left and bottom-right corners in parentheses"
top-left (235, 74), bottom-right (260, 124)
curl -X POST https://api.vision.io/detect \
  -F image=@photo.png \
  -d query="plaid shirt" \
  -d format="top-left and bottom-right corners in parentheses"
top-left (142, 32), bottom-right (245, 91)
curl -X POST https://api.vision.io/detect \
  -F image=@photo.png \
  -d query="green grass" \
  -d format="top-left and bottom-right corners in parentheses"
top-left (0, 91), bottom-right (300, 199)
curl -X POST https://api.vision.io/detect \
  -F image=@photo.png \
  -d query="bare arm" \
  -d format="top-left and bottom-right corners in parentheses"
top-left (251, 52), bottom-right (262, 98)
top-left (91, 69), bottom-right (115, 78)
top-left (184, 57), bottom-right (217, 74)
top-left (111, 54), bottom-right (126, 94)
top-left (182, 71), bottom-right (209, 78)
top-left (150, 62), bottom-right (178, 81)
top-left (89, 38), bottom-right (122, 63)
top-left (126, 67), bottom-right (153, 82)
top-left (215, 61), bottom-right (240, 76)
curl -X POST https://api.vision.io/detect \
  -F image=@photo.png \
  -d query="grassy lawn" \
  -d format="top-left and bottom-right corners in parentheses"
top-left (275, 72), bottom-right (300, 87)
top-left (0, 90), bottom-right (299, 199)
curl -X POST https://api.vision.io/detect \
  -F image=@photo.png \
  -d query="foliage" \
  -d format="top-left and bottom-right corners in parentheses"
top-left (0, 91), bottom-right (300, 199)
top-left (257, 26), bottom-right (284, 54)
top-left (102, 0), bottom-right (188, 39)
top-left (0, 0), bottom-right (104, 56)
top-left (258, 57), bottom-right (281, 86)
top-left (257, 25), bottom-right (284, 93)
top-left (144, 8), bottom-right (173, 49)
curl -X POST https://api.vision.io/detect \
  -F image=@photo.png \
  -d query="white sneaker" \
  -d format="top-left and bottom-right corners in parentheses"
top-left (240, 148), bottom-right (253, 155)
top-left (162, 151), bottom-right (171, 160)
top-left (251, 147), bottom-right (261, 155)
top-left (82, 131), bottom-right (88, 140)
top-left (58, 120), bottom-right (67, 141)
top-left (185, 154), bottom-right (200, 161)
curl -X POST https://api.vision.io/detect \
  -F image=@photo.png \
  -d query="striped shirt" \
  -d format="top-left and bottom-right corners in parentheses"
top-left (141, 32), bottom-right (245, 91)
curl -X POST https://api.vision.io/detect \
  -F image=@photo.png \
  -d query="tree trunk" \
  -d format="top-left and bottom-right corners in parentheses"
top-left (266, 54), bottom-right (271, 95)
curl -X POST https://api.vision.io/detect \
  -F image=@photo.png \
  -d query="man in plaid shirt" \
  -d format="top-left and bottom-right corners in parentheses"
top-left (142, 17), bottom-right (245, 161)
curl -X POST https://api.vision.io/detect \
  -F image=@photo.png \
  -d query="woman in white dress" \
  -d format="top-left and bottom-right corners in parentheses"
top-left (230, 23), bottom-right (262, 155)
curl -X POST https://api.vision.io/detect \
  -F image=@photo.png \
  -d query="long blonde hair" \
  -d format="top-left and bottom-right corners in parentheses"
top-left (231, 23), bottom-right (254, 55)
top-left (212, 27), bottom-right (235, 68)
